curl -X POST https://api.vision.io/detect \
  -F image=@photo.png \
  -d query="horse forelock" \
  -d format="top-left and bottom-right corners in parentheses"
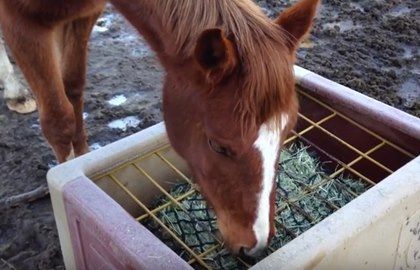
top-left (156, 0), bottom-right (296, 132)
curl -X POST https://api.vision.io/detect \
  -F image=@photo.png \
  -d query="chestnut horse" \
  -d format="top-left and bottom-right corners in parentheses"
top-left (0, 0), bottom-right (319, 256)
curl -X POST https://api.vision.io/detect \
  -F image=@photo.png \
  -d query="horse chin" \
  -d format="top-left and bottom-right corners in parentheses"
top-left (6, 97), bottom-right (37, 114)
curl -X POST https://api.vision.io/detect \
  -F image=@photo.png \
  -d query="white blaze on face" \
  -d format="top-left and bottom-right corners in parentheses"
top-left (65, 147), bottom-right (75, 162)
top-left (248, 114), bottom-right (289, 256)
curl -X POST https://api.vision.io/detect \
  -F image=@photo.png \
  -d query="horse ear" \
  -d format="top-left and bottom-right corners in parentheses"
top-left (194, 28), bottom-right (238, 84)
top-left (275, 0), bottom-right (320, 50)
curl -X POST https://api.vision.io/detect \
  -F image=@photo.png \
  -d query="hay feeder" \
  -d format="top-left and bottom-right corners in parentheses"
top-left (48, 66), bottom-right (420, 270)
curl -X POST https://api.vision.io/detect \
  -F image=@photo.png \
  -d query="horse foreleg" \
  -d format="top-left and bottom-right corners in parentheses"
top-left (60, 12), bottom-right (103, 156)
top-left (0, 38), bottom-right (36, 114)
top-left (0, 17), bottom-right (76, 162)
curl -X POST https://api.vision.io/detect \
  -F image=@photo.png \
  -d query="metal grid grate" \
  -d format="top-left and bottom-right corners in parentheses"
top-left (92, 87), bottom-right (416, 270)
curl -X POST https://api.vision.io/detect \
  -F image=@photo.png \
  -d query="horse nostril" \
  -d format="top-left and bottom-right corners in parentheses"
top-left (239, 247), bottom-right (247, 257)
top-left (243, 245), bottom-right (265, 258)
top-left (239, 247), bottom-right (258, 264)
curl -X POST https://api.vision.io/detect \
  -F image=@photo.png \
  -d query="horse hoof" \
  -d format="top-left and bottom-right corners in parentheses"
top-left (6, 97), bottom-right (37, 114)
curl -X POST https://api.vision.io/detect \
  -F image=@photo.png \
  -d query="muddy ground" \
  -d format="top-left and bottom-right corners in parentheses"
top-left (0, 1), bottom-right (418, 269)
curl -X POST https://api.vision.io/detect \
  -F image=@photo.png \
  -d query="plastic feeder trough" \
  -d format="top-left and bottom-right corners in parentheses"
top-left (48, 66), bottom-right (420, 270)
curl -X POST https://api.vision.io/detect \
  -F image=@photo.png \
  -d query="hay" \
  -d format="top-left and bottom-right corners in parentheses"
top-left (141, 143), bottom-right (370, 269)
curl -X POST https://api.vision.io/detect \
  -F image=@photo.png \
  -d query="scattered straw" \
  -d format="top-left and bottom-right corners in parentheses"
top-left (141, 143), bottom-right (371, 269)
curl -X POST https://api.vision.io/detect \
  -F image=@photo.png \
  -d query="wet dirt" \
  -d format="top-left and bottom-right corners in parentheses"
top-left (258, 0), bottom-right (420, 116)
top-left (0, 1), bottom-right (418, 269)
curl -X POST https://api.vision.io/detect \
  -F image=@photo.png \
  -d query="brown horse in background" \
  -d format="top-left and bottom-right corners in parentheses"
top-left (0, 0), bottom-right (319, 256)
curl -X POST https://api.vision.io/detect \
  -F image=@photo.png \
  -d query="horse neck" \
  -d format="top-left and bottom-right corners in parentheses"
top-left (110, 0), bottom-right (191, 67)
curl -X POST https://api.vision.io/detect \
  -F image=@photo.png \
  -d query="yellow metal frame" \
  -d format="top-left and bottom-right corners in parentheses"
top-left (93, 88), bottom-right (415, 269)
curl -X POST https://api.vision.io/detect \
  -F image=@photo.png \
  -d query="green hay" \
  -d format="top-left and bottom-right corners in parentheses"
top-left (141, 143), bottom-right (371, 269)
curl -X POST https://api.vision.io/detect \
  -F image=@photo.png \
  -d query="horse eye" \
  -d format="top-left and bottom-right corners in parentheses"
top-left (208, 139), bottom-right (231, 157)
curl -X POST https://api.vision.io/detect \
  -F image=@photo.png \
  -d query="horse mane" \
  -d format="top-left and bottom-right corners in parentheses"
top-left (156, 0), bottom-right (295, 130)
